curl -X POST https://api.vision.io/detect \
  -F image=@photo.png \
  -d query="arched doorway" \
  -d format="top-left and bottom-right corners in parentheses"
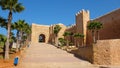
top-left (39, 34), bottom-right (45, 42)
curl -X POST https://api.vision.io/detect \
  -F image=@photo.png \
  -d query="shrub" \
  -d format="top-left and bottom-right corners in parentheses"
top-left (58, 38), bottom-right (66, 46)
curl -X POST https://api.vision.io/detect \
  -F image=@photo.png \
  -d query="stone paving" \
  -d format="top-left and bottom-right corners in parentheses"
top-left (18, 43), bottom-right (99, 68)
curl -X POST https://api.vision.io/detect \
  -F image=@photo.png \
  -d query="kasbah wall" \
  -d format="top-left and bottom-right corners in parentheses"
top-left (31, 23), bottom-right (66, 44)
top-left (73, 8), bottom-right (120, 65)
top-left (31, 8), bottom-right (120, 65)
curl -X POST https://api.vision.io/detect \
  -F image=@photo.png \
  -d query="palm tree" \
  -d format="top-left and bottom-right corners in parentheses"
top-left (87, 22), bottom-right (96, 43)
top-left (53, 25), bottom-right (61, 46)
top-left (63, 31), bottom-right (71, 47)
top-left (9, 32), bottom-right (15, 51)
top-left (13, 21), bottom-right (20, 52)
top-left (0, 17), bottom-right (14, 39)
top-left (22, 23), bottom-right (31, 47)
top-left (0, 19), bottom-right (15, 42)
top-left (0, 17), bottom-right (15, 52)
top-left (13, 20), bottom-right (26, 52)
top-left (19, 22), bottom-right (28, 47)
top-left (87, 21), bottom-right (103, 43)
top-left (0, 0), bottom-right (25, 60)
top-left (96, 22), bottom-right (103, 40)
top-left (74, 33), bottom-right (84, 48)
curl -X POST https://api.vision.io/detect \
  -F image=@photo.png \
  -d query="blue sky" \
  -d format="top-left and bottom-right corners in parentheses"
top-left (0, 0), bottom-right (120, 35)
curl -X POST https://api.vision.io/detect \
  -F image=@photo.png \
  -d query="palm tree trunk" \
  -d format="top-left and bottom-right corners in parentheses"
top-left (5, 11), bottom-right (12, 60)
top-left (19, 31), bottom-right (23, 50)
top-left (77, 41), bottom-right (79, 48)
top-left (56, 37), bottom-right (58, 46)
top-left (75, 38), bottom-right (77, 47)
top-left (92, 31), bottom-right (96, 43)
top-left (16, 31), bottom-right (19, 52)
top-left (97, 30), bottom-right (99, 40)
top-left (26, 35), bottom-right (30, 47)
top-left (70, 36), bottom-right (72, 42)
top-left (9, 32), bottom-right (12, 51)
top-left (54, 35), bottom-right (56, 45)
top-left (81, 38), bottom-right (84, 47)
top-left (76, 38), bottom-right (79, 48)
top-left (55, 34), bottom-right (58, 46)
top-left (66, 39), bottom-right (69, 47)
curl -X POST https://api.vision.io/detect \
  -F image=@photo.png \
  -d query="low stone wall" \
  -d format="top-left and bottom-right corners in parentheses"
top-left (110, 39), bottom-right (120, 65)
top-left (75, 39), bottom-right (120, 65)
top-left (75, 46), bottom-right (93, 63)
top-left (93, 39), bottom-right (120, 65)
top-left (93, 40), bottom-right (111, 65)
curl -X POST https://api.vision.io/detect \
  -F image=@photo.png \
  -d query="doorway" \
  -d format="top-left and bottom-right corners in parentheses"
top-left (39, 34), bottom-right (45, 42)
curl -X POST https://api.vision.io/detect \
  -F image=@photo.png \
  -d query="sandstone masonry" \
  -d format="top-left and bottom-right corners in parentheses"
top-left (31, 8), bottom-right (120, 65)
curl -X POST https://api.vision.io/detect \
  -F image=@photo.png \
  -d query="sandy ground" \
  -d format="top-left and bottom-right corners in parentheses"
top-left (0, 52), bottom-right (21, 68)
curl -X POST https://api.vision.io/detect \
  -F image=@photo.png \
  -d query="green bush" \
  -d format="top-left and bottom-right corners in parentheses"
top-left (69, 42), bottom-right (74, 46)
top-left (0, 34), bottom-right (6, 47)
top-left (58, 38), bottom-right (66, 46)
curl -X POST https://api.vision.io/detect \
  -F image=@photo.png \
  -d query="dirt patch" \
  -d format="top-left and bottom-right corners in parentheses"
top-left (0, 52), bottom-right (21, 68)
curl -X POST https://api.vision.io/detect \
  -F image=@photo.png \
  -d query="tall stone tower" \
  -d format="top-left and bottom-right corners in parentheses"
top-left (75, 9), bottom-right (90, 45)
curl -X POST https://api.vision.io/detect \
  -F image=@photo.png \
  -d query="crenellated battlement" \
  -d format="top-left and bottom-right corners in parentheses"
top-left (76, 9), bottom-right (89, 16)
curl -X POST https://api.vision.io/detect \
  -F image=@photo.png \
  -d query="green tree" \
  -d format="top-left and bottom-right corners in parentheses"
top-left (63, 31), bottom-right (71, 47)
top-left (0, 17), bottom-right (15, 43)
top-left (87, 21), bottom-right (103, 43)
top-left (0, 17), bottom-right (7, 28)
top-left (0, 17), bottom-right (15, 52)
top-left (22, 23), bottom-right (31, 47)
top-left (0, 34), bottom-right (6, 47)
top-left (74, 33), bottom-right (84, 48)
top-left (13, 20), bottom-right (27, 51)
top-left (54, 25), bottom-right (61, 46)
top-left (0, 0), bottom-right (25, 60)
top-left (58, 38), bottom-right (66, 46)
top-left (0, 34), bottom-right (7, 57)
top-left (0, 17), bottom-right (15, 40)
top-left (96, 22), bottom-right (103, 40)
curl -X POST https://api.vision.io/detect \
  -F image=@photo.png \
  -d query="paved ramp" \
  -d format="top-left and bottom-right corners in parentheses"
top-left (18, 43), bottom-right (97, 68)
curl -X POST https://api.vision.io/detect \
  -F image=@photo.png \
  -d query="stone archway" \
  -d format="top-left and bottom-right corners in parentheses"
top-left (39, 34), bottom-right (45, 43)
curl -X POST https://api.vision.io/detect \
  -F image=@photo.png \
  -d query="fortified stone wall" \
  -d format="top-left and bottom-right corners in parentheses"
top-left (94, 8), bottom-right (120, 40)
top-left (57, 23), bottom-right (67, 39)
top-left (31, 8), bottom-right (120, 65)
top-left (48, 23), bottom-right (67, 44)
top-left (31, 23), bottom-right (50, 43)
top-left (86, 8), bottom-right (120, 45)
top-left (48, 25), bottom-right (55, 44)
top-left (31, 23), bottom-right (66, 44)
top-left (76, 10), bottom-right (90, 45)
top-left (87, 8), bottom-right (120, 45)
top-left (66, 8), bottom-right (120, 65)
top-left (66, 10), bottom-right (90, 46)
top-left (66, 25), bottom-right (76, 45)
